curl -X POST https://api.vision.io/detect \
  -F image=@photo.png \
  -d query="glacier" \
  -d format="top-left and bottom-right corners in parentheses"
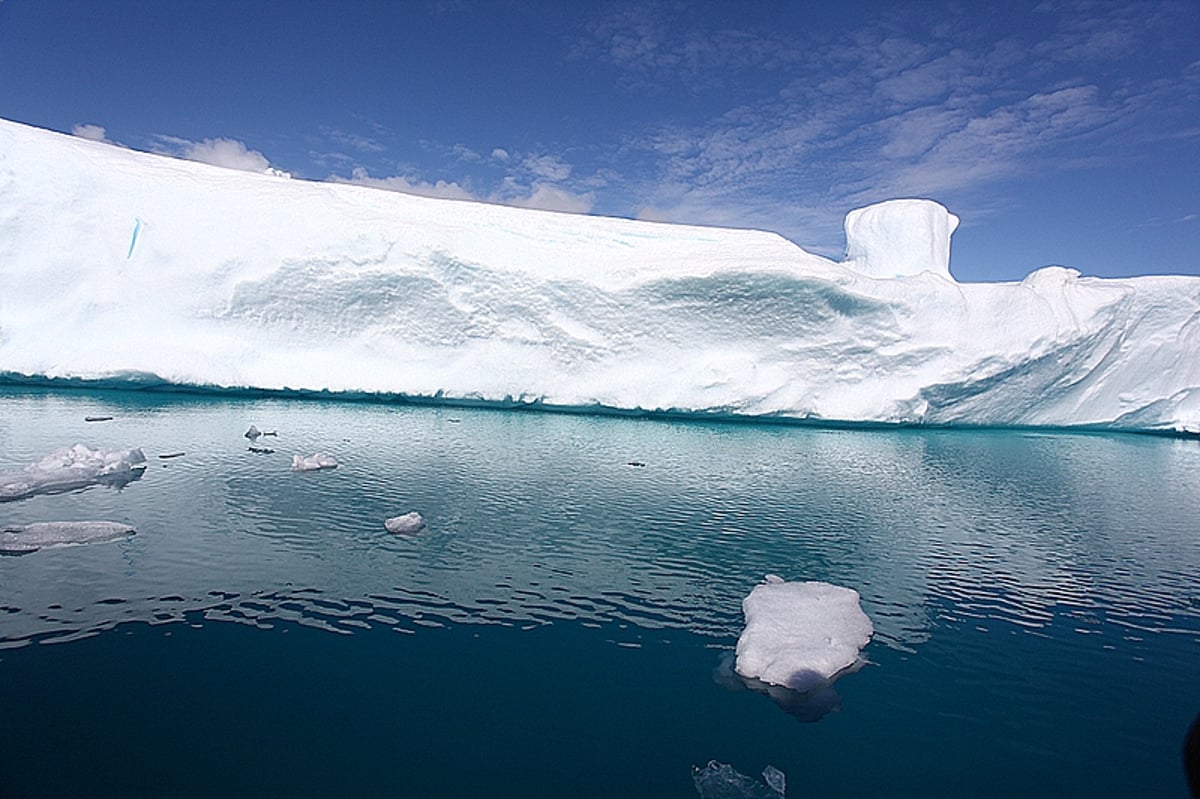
top-left (1, 117), bottom-right (1197, 434)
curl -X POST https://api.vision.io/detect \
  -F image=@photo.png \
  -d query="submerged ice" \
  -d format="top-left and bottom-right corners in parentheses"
top-left (0, 521), bottom-right (136, 553)
top-left (1, 118), bottom-right (1198, 434)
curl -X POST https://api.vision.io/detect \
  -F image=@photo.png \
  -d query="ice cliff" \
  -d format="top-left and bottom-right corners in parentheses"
top-left (1, 118), bottom-right (1197, 434)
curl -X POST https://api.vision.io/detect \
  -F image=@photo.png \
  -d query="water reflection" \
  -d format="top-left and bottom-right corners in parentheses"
top-left (0, 388), bottom-right (1198, 673)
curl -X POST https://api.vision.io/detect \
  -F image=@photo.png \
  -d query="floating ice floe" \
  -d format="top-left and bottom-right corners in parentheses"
top-left (291, 453), bottom-right (338, 471)
top-left (384, 512), bottom-right (427, 535)
top-left (0, 444), bottom-right (147, 501)
top-left (734, 576), bottom-right (873, 691)
top-left (693, 761), bottom-right (785, 799)
top-left (245, 425), bottom-right (261, 440)
top-left (0, 521), bottom-right (137, 554)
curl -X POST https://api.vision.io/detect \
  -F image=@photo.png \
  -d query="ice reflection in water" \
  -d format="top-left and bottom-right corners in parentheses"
top-left (0, 388), bottom-right (1198, 669)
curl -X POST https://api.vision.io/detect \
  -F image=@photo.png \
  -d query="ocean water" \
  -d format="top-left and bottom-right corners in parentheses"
top-left (0, 387), bottom-right (1197, 798)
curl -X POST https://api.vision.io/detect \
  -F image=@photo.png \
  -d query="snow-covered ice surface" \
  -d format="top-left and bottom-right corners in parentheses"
top-left (2, 118), bottom-right (1198, 434)
top-left (0, 444), bottom-right (147, 501)
top-left (0, 521), bottom-right (136, 554)
top-left (734, 578), bottom-right (873, 692)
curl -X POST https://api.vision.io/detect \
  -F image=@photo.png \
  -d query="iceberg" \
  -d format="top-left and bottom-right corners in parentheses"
top-left (0, 444), bottom-right (147, 501)
top-left (0, 521), bottom-right (136, 554)
top-left (1, 118), bottom-right (1197, 434)
top-left (734, 577), bottom-right (873, 692)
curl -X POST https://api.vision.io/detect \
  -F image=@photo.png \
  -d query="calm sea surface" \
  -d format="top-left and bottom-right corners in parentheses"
top-left (1, 387), bottom-right (1197, 798)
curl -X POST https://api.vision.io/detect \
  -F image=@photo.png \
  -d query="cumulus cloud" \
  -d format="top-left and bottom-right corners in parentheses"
top-left (71, 123), bottom-right (111, 143)
top-left (505, 183), bottom-right (595, 214)
top-left (155, 134), bottom-right (285, 175)
top-left (332, 167), bottom-right (476, 201)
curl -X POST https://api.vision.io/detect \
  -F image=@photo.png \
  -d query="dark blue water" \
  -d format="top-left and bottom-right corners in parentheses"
top-left (1, 388), bottom-right (1198, 797)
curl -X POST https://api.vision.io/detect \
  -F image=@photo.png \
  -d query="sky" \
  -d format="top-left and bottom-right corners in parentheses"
top-left (1, 0), bottom-right (1197, 282)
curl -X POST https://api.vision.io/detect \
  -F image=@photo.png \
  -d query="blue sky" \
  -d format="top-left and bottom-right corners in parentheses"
top-left (1, 0), bottom-right (1196, 282)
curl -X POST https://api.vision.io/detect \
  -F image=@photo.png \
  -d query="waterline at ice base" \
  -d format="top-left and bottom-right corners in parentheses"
top-left (1, 117), bottom-right (1197, 435)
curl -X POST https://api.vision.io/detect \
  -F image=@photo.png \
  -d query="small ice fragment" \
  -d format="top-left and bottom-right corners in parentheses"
top-left (248, 446), bottom-right (275, 454)
top-left (384, 512), bottom-right (427, 535)
top-left (84, 416), bottom-right (113, 422)
top-left (0, 521), bottom-right (136, 554)
top-left (734, 578), bottom-right (873, 691)
top-left (693, 760), bottom-right (785, 798)
top-left (158, 452), bottom-right (186, 459)
top-left (245, 425), bottom-right (261, 440)
top-left (291, 453), bottom-right (338, 471)
top-left (0, 445), bottom-right (147, 501)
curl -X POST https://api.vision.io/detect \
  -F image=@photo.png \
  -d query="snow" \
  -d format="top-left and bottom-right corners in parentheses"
top-left (0, 521), bottom-right (136, 553)
top-left (291, 453), bottom-right (338, 472)
top-left (734, 577), bottom-right (873, 691)
top-left (0, 444), bottom-right (147, 501)
top-left (1, 117), bottom-right (1198, 434)
top-left (384, 512), bottom-right (427, 535)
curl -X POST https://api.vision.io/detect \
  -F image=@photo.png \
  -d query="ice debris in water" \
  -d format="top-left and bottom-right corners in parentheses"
top-left (0, 521), bottom-right (136, 554)
top-left (384, 512), bottom-right (427, 535)
top-left (245, 425), bottom-right (261, 440)
top-left (0, 444), bottom-right (147, 501)
top-left (693, 761), bottom-right (785, 799)
top-left (291, 453), bottom-right (338, 471)
top-left (735, 577), bottom-right (873, 691)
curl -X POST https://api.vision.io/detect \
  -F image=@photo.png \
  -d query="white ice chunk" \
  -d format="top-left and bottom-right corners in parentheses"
top-left (291, 453), bottom-right (338, 471)
top-left (0, 521), bottom-right (136, 553)
top-left (384, 511), bottom-right (427, 535)
top-left (693, 761), bottom-right (785, 799)
top-left (245, 425), bottom-right (261, 439)
top-left (843, 198), bottom-right (959, 280)
top-left (734, 578), bottom-right (873, 691)
top-left (0, 444), bottom-right (147, 501)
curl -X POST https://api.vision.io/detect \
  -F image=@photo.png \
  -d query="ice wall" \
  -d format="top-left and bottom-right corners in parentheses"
top-left (1, 117), bottom-right (1198, 434)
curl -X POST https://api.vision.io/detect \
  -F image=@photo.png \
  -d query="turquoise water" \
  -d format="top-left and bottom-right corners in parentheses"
top-left (1, 388), bottom-right (1198, 797)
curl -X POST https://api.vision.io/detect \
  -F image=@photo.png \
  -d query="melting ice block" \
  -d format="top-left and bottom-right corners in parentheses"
top-left (734, 577), bottom-right (873, 691)
top-left (291, 453), bottom-right (338, 471)
top-left (384, 512), bottom-right (427, 535)
top-left (0, 521), bottom-right (136, 553)
top-left (693, 761), bottom-right (786, 799)
top-left (0, 444), bottom-right (147, 501)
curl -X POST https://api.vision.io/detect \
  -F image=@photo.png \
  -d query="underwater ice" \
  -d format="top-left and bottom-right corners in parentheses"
top-left (0, 521), bottom-right (136, 553)
top-left (291, 453), bottom-right (338, 471)
top-left (0, 444), bottom-right (147, 501)
top-left (384, 512), bottom-right (427, 535)
top-left (693, 761), bottom-right (786, 799)
top-left (735, 577), bottom-right (873, 691)
top-left (2, 117), bottom-right (1199, 434)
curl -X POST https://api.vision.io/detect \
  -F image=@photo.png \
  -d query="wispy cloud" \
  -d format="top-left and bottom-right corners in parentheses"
top-left (579, 0), bottom-right (1199, 248)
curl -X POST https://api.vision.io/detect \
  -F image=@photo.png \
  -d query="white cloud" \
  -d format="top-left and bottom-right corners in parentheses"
top-left (522, 153), bottom-right (573, 181)
top-left (506, 183), bottom-right (595, 214)
top-left (155, 134), bottom-right (281, 174)
top-left (332, 167), bottom-right (476, 201)
top-left (491, 147), bottom-right (510, 161)
top-left (71, 123), bottom-right (111, 143)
